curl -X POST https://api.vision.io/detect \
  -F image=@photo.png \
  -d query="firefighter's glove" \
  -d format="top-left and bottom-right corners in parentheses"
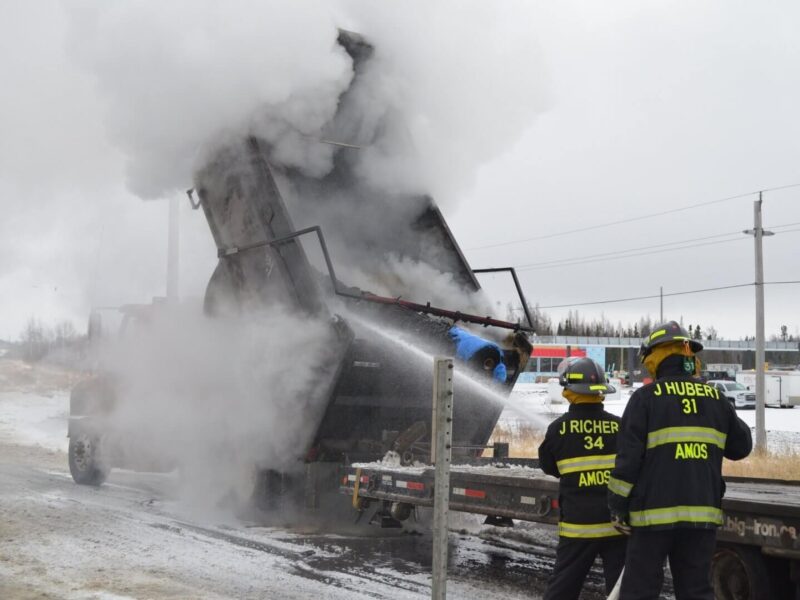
top-left (611, 511), bottom-right (632, 536)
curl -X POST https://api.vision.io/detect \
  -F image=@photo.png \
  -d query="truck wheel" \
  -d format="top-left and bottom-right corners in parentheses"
top-left (68, 434), bottom-right (109, 486)
top-left (712, 545), bottom-right (770, 600)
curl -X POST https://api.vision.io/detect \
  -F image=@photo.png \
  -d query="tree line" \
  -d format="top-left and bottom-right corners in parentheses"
top-left (507, 305), bottom-right (721, 340)
top-left (15, 317), bottom-right (86, 364)
top-left (506, 304), bottom-right (799, 344)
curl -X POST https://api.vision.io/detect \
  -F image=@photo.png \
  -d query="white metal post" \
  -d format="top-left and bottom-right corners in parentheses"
top-left (431, 357), bottom-right (454, 600)
top-left (754, 197), bottom-right (766, 452)
top-left (744, 195), bottom-right (773, 453)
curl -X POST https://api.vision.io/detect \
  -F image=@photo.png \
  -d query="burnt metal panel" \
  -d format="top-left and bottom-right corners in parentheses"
top-left (194, 137), bottom-right (324, 316)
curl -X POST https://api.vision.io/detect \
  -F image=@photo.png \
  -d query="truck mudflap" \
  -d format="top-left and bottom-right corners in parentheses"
top-left (340, 464), bottom-right (559, 523)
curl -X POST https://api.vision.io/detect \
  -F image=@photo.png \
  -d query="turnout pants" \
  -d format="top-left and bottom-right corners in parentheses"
top-left (620, 528), bottom-right (717, 600)
top-left (543, 536), bottom-right (627, 600)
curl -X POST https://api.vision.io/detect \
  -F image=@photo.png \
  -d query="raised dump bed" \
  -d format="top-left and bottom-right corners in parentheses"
top-left (192, 135), bottom-right (532, 471)
top-left (190, 29), bottom-right (534, 473)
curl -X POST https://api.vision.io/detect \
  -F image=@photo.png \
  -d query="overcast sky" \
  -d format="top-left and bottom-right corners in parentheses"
top-left (1, 1), bottom-right (798, 341)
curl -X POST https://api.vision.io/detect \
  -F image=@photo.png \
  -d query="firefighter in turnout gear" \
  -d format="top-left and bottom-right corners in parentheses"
top-left (538, 357), bottom-right (626, 600)
top-left (608, 321), bottom-right (753, 600)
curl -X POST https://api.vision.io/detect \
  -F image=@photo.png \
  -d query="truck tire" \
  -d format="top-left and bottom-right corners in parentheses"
top-left (712, 544), bottom-right (770, 600)
top-left (68, 433), bottom-right (109, 486)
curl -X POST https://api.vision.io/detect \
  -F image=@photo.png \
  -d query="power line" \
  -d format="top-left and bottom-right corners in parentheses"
top-left (514, 230), bottom-right (743, 270)
top-left (536, 283), bottom-right (754, 309)
top-left (512, 225), bottom-right (800, 272)
top-left (467, 182), bottom-right (800, 252)
top-left (519, 237), bottom-right (744, 272)
top-left (769, 221), bottom-right (800, 230)
top-left (533, 280), bottom-right (800, 310)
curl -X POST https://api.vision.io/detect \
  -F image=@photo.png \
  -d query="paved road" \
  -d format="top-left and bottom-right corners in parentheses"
top-left (0, 442), bottom-right (635, 600)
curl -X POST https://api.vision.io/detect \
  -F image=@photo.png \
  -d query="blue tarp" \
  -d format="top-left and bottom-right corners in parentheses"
top-left (448, 326), bottom-right (507, 383)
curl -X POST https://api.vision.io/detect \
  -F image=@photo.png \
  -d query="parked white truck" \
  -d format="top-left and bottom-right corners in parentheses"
top-left (736, 370), bottom-right (800, 408)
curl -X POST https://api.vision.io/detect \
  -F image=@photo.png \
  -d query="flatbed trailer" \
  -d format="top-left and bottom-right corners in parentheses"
top-left (341, 463), bottom-right (800, 599)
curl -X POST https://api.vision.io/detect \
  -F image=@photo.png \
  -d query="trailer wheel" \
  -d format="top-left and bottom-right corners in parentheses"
top-left (712, 545), bottom-right (770, 600)
top-left (68, 433), bottom-right (108, 486)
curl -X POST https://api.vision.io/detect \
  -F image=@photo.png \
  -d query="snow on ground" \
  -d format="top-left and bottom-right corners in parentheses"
top-left (501, 381), bottom-right (800, 453)
top-left (0, 363), bottom-right (575, 600)
top-left (0, 460), bottom-right (566, 600)
top-left (0, 390), bottom-right (69, 452)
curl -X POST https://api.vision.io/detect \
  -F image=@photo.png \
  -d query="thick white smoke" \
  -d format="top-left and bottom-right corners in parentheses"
top-left (337, 1), bottom-right (550, 201)
top-left (96, 304), bottom-right (339, 516)
top-left (66, 1), bottom-right (353, 198)
top-left (65, 0), bottom-right (547, 205)
top-left (63, 2), bottom-right (546, 515)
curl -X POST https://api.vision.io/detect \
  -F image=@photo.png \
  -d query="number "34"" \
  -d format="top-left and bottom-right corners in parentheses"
top-left (583, 435), bottom-right (604, 450)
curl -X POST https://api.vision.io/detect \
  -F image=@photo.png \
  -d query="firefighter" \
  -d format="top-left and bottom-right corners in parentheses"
top-left (608, 321), bottom-right (753, 599)
top-left (538, 357), bottom-right (626, 600)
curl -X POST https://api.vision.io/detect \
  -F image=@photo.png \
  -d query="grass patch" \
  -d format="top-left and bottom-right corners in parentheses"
top-left (489, 423), bottom-right (544, 458)
top-left (723, 448), bottom-right (800, 480)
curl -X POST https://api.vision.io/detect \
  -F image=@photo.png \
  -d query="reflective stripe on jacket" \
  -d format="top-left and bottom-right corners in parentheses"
top-left (538, 403), bottom-right (623, 538)
top-left (608, 363), bottom-right (752, 531)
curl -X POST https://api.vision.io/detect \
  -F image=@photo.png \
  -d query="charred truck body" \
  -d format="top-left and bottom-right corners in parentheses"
top-left (189, 30), bottom-right (533, 507)
top-left (68, 31), bottom-right (532, 504)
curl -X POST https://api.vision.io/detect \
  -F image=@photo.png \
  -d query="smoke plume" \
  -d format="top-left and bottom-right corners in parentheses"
top-left (65, 1), bottom-right (547, 204)
top-left (64, 1), bottom-right (546, 515)
top-left (96, 304), bottom-right (339, 516)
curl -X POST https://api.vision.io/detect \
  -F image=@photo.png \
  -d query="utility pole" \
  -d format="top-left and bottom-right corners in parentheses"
top-left (659, 286), bottom-right (663, 322)
top-left (744, 193), bottom-right (774, 453)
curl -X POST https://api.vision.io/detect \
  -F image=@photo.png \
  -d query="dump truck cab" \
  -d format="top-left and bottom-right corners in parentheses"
top-left (68, 301), bottom-right (182, 485)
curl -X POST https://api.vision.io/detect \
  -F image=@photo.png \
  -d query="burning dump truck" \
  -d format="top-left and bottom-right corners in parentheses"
top-left (67, 31), bottom-right (534, 513)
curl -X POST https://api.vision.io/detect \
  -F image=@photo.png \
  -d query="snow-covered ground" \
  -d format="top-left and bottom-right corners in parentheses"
top-left (9, 363), bottom-right (798, 599)
top-left (502, 381), bottom-right (800, 453)
top-left (0, 390), bottom-right (69, 452)
top-left (0, 363), bottom-right (579, 600)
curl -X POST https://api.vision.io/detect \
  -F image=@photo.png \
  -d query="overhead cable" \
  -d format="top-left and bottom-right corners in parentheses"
top-left (535, 283), bottom-right (754, 309)
top-left (513, 225), bottom-right (800, 272)
top-left (515, 231), bottom-right (743, 271)
top-left (467, 182), bottom-right (800, 251)
top-left (534, 280), bottom-right (800, 310)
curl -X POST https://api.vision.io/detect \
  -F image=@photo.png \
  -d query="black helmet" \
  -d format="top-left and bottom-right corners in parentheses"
top-left (639, 320), bottom-right (703, 361)
top-left (558, 357), bottom-right (616, 395)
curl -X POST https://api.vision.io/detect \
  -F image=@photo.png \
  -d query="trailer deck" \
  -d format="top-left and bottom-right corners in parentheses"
top-left (343, 461), bottom-right (559, 523)
top-left (342, 463), bottom-right (800, 556)
top-left (720, 477), bottom-right (800, 560)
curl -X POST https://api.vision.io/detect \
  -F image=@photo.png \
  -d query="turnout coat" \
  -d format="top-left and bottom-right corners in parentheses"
top-left (539, 403), bottom-right (623, 539)
top-left (608, 359), bottom-right (752, 530)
